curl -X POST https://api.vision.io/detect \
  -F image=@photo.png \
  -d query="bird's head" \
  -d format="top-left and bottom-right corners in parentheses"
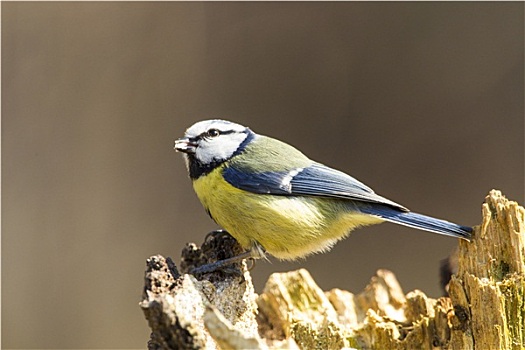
top-left (174, 119), bottom-right (255, 178)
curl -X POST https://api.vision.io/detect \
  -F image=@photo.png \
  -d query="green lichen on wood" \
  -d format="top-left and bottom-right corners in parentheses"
top-left (452, 190), bottom-right (525, 350)
top-left (498, 276), bottom-right (525, 347)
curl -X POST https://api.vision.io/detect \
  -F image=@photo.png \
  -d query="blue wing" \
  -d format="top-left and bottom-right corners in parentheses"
top-left (223, 162), bottom-right (407, 210)
top-left (222, 162), bottom-right (472, 239)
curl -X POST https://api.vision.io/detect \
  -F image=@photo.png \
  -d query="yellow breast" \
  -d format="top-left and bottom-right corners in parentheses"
top-left (192, 166), bottom-right (383, 260)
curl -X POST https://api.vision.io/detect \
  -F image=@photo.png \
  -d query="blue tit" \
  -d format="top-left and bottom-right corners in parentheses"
top-left (174, 119), bottom-right (471, 269)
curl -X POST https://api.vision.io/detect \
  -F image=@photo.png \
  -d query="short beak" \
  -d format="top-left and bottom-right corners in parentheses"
top-left (174, 138), bottom-right (197, 154)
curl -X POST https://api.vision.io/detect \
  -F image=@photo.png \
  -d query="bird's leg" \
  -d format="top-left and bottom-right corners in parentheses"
top-left (189, 233), bottom-right (267, 275)
top-left (190, 250), bottom-right (255, 274)
top-left (241, 241), bottom-right (269, 271)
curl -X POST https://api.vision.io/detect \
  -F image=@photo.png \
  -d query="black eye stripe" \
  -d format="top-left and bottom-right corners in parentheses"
top-left (197, 129), bottom-right (240, 140)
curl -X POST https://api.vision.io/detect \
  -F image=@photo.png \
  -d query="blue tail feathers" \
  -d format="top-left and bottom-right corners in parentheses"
top-left (359, 205), bottom-right (472, 240)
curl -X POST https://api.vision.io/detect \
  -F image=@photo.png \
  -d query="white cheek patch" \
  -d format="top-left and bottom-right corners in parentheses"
top-left (196, 132), bottom-right (249, 164)
top-left (279, 167), bottom-right (304, 193)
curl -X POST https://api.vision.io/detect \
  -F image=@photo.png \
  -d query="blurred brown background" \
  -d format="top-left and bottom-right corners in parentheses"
top-left (2, 2), bottom-right (523, 348)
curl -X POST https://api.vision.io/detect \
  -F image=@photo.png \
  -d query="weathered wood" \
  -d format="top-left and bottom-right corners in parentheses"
top-left (140, 190), bottom-right (525, 349)
top-left (449, 189), bottom-right (524, 350)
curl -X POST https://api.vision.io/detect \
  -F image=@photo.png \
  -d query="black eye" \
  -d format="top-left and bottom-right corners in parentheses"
top-left (206, 129), bottom-right (220, 138)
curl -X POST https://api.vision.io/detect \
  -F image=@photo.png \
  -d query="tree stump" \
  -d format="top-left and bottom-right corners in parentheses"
top-left (140, 190), bottom-right (525, 349)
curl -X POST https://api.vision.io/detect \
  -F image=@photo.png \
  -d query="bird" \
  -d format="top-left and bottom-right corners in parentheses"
top-left (174, 119), bottom-right (471, 273)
